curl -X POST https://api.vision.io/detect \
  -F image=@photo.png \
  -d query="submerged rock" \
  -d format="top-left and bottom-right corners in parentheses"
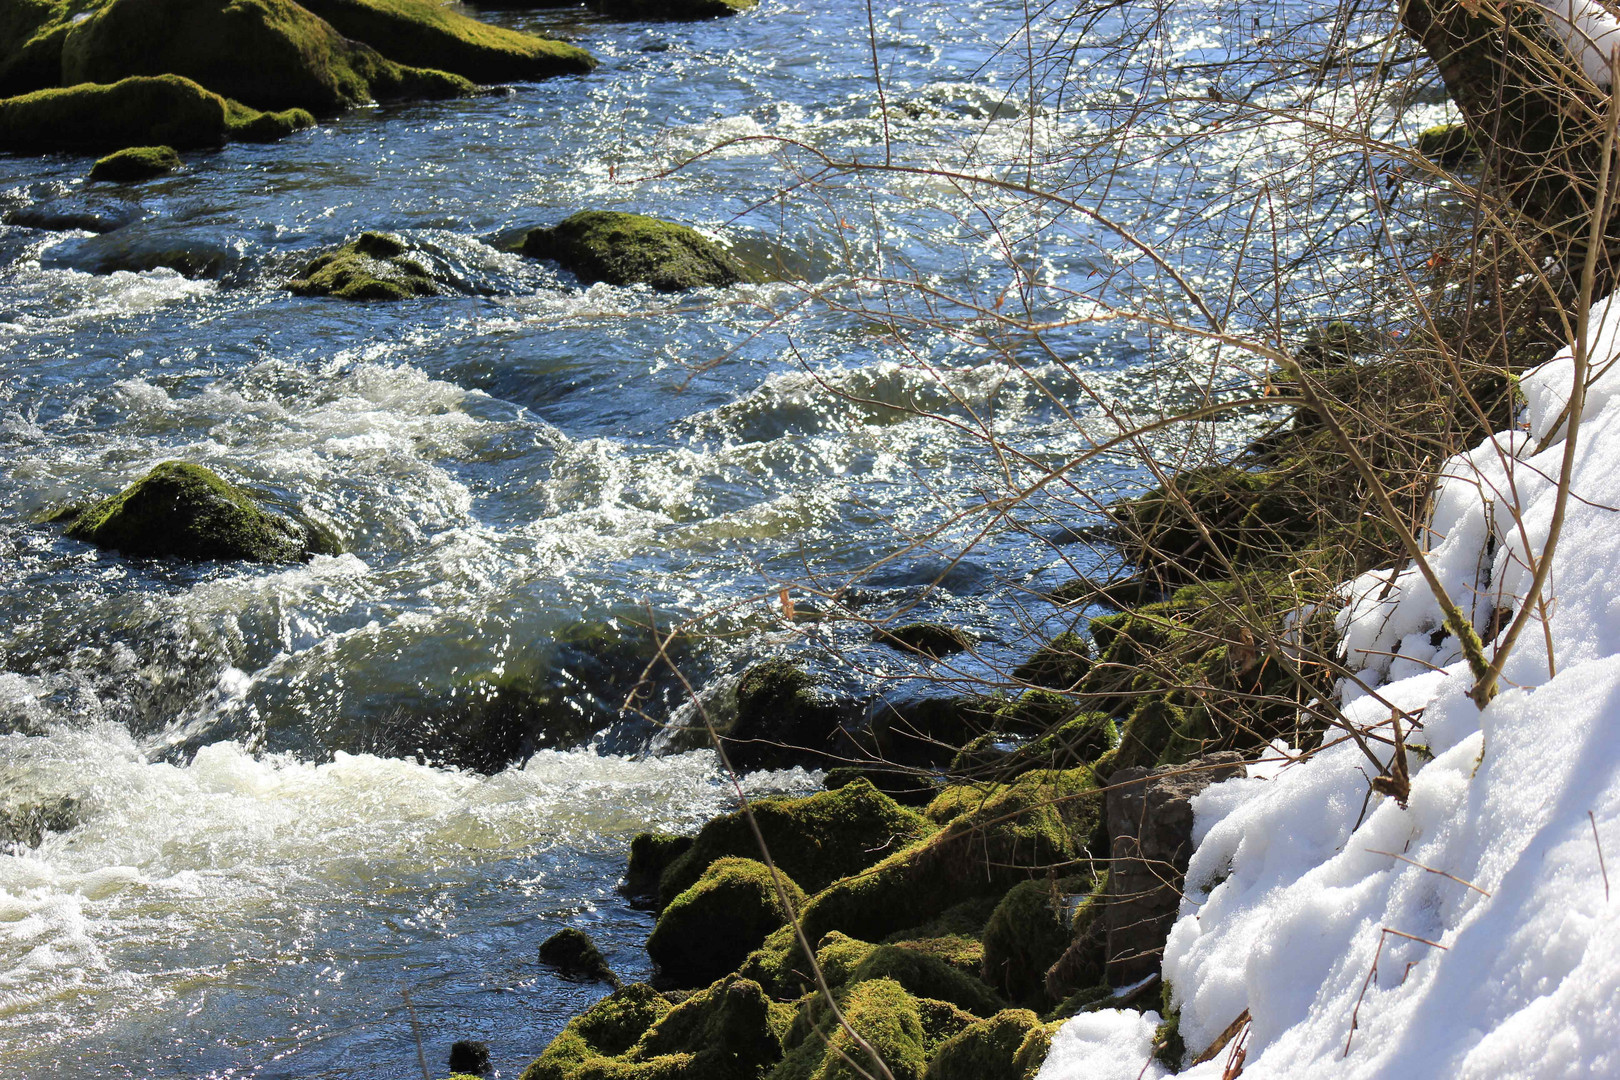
top-left (0, 75), bottom-right (313, 152)
top-left (447, 1040), bottom-right (491, 1076)
top-left (539, 928), bottom-right (620, 986)
top-left (873, 622), bottom-right (974, 659)
top-left (715, 655), bottom-right (860, 771)
top-left (297, 0), bottom-right (595, 83)
top-left (64, 461), bottom-right (329, 563)
top-left (521, 210), bottom-right (759, 291)
top-left (61, 0), bottom-right (473, 114)
top-left (286, 232), bottom-right (442, 301)
top-left (589, 0), bottom-right (757, 18)
top-left (88, 145), bottom-right (181, 183)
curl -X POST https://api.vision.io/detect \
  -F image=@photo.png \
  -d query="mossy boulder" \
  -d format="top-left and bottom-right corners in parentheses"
top-left (0, 0), bottom-right (80, 95)
top-left (656, 778), bottom-right (934, 907)
top-left (1415, 122), bottom-right (1478, 169)
top-left (590, 0), bottom-right (757, 18)
top-left (522, 211), bottom-right (759, 291)
top-left (539, 927), bottom-right (619, 986)
top-left (522, 977), bottom-right (790, 1080)
top-left (0, 75), bottom-right (312, 152)
top-left (647, 857), bottom-right (804, 988)
top-left (950, 712), bottom-right (1116, 780)
top-left (624, 831), bottom-right (692, 903)
top-left (65, 461), bottom-right (327, 562)
top-left (775, 977), bottom-right (932, 1080)
top-left (979, 879), bottom-right (1085, 1008)
top-left (297, 0), bottom-right (595, 83)
top-left (711, 656), bottom-right (861, 772)
top-left (798, 769), bottom-right (1103, 946)
top-left (286, 232), bottom-right (442, 300)
top-left (873, 623), bottom-right (973, 659)
top-left (61, 0), bottom-right (474, 114)
top-left (1010, 632), bottom-right (1089, 690)
top-left (848, 944), bottom-right (1003, 1017)
top-left (89, 145), bottom-right (180, 182)
top-left (520, 982), bottom-right (673, 1080)
top-left (922, 1009), bottom-right (1047, 1080)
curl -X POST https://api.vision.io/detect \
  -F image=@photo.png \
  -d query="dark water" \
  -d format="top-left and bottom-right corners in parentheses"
top-left (0, 0), bottom-right (1422, 1075)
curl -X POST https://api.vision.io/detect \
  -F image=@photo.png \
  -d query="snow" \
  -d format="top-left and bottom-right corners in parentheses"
top-left (1539, 0), bottom-right (1620, 87)
top-left (1037, 295), bottom-right (1620, 1079)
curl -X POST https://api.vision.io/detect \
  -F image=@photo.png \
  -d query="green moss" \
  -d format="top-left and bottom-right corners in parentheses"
top-left (629, 977), bottom-right (791, 1080)
top-left (522, 210), bottom-right (761, 291)
top-left (0, 0), bottom-right (95, 95)
top-left (873, 623), bottom-right (974, 658)
top-left (591, 0), bottom-right (757, 18)
top-left (811, 978), bottom-right (931, 1080)
top-left (798, 769), bottom-right (1102, 946)
top-left (1010, 1021), bottom-right (1059, 1079)
top-left (1010, 632), bottom-right (1090, 690)
top-left (1415, 122), bottom-right (1478, 169)
top-left (297, 0), bottom-right (595, 83)
top-left (848, 945), bottom-right (1003, 1017)
top-left (921, 1009), bottom-right (1042, 1080)
top-left (0, 75), bottom-right (306, 152)
top-left (520, 983), bottom-right (673, 1080)
top-left (657, 778), bottom-right (934, 906)
top-left (88, 144), bottom-right (180, 182)
top-left (224, 99), bottom-right (315, 141)
top-left (286, 232), bottom-right (442, 301)
top-left (1047, 574), bottom-right (1162, 610)
top-left (647, 857), bottom-right (804, 988)
top-left (65, 461), bottom-right (315, 562)
top-left (951, 713), bottom-right (1117, 779)
top-left (882, 934), bottom-right (983, 977)
top-left (624, 831), bottom-right (692, 900)
top-left (979, 879), bottom-right (1077, 1008)
top-left (61, 0), bottom-right (474, 114)
top-left (1039, 883), bottom-right (1107, 1004)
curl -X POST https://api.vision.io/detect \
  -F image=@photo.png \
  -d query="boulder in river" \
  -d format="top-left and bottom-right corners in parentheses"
top-left (286, 232), bottom-right (442, 301)
top-left (538, 928), bottom-right (620, 986)
top-left (296, 0), bottom-right (596, 84)
top-left (589, 0), bottom-right (758, 19)
top-left (521, 210), bottom-right (761, 291)
top-left (646, 856), bottom-right (802, 987)
top-left (65, 461), bottom-right (332, 563)
top-left (61, 0), bottom-right (474, 114)
top-left (0, 75), bottom-right (313, 152)
top-left (88, 145), bottom-right (181, 183)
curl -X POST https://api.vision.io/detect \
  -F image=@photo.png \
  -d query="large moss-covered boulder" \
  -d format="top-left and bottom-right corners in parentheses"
top-left (520, 982), bottom-right (672, 1080)
top-left (522, 977), bottom-right (790, 1080)
top-left (0, 0), bottom-right (82, 95)
top-left (773, 978), bottom-right (943, 1080)
top-left (647, 857), bottom-right (804, 988)
top-left (65, 461), bottom-right (329, 562)
top-left (848, 944), bottom-right (1003, 1017)
top-left (590, 0), bottom-right (757, 18)
top-left (61, 0), bottom-right (473, 114)
top-left (286, 232), bottom-right (442, 300)
top-left (624, 831), bottom-right (692, 902)
top-left (979, 879), bottom-right (1082, 1007)
top-left (922, 1009), bottom-right (1052, 1080)
top-left (522, 211), bottom-right (759, 291)
top-left (797, 769), bottom-right (1102, 946)
top-left (89, 145), bottom-right (180, 182)
top-left (656, 778), bottom-right (934, 907)
top-left (0, 75), bottom-right (312, 152)
top-left (297, 0), bottom-right (595, 83)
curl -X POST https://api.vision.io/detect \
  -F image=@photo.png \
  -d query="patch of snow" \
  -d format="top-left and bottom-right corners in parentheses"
top-left (1040, 291), bottom-right (1620, 1077)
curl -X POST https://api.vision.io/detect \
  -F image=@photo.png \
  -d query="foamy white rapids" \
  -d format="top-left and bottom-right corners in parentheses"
top-left (1040, 297), bottom-right (1620, 1078)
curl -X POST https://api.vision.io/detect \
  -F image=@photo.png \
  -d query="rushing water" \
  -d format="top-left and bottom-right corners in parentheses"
top-left (0, 0), bottom-right (1451, 1075)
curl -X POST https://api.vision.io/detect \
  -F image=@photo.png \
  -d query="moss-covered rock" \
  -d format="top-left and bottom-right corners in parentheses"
top-left (523, 977), bottom-right (790, 1080)
top-left (590, 0), bottom-right (756, 18)
top-left (520, 982), bottom-right (673, 1080)
top-left (797, 769), bottom-right (1103, 946)
top-left (624, 831), bottom-right (693, 903)
top-left (777, 977), bottom-right (931, 1080)
top-left (848, 944), bottom-right (1003, 1017)
top-left (61, 0), bottom-right (474, 114)
top-left (979, 879), bottom-right (1077, 1007)
top-left (0, 0), bottom-right (77, 95)
top-left (647, 857), bottom-right (804, 988)
top-left (522, 210), bottom-right (759, 291)
top-left (656, 778), bottom-right (934, 907)
top-left (1010, 632), bottom-right (1089, 690)
top-left (922, 1009), bottom-right (1044, 1080)
top-left (297, 0), bottom-right (595, 83)
top-left (88, 144), bottom-right (180, 182)
top-left (873, 623), bottom-right (973, 659)
top-left (708, 655), bottom-right (863, 773)
top-left (950, 713), bottom-right (1117, 780)
top-left (0, 75), bottom-right (312, 152)
top-left (1040, 881), bottom-right (1107, 1005)
top-left (448, 1040), bottom-right (490, 1075)
top-left (1415, 122), bottom-right (1478, 169)
top-left (540, 927), bottom-right (620, 986)
top-left (286, 232), bottom-right (442, 301)
top-left (65, 461), bottom-right (323, 562)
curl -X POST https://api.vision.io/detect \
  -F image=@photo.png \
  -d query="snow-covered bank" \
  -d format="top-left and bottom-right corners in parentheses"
top-left (1040, 298), bottom-right (1620, 1079)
